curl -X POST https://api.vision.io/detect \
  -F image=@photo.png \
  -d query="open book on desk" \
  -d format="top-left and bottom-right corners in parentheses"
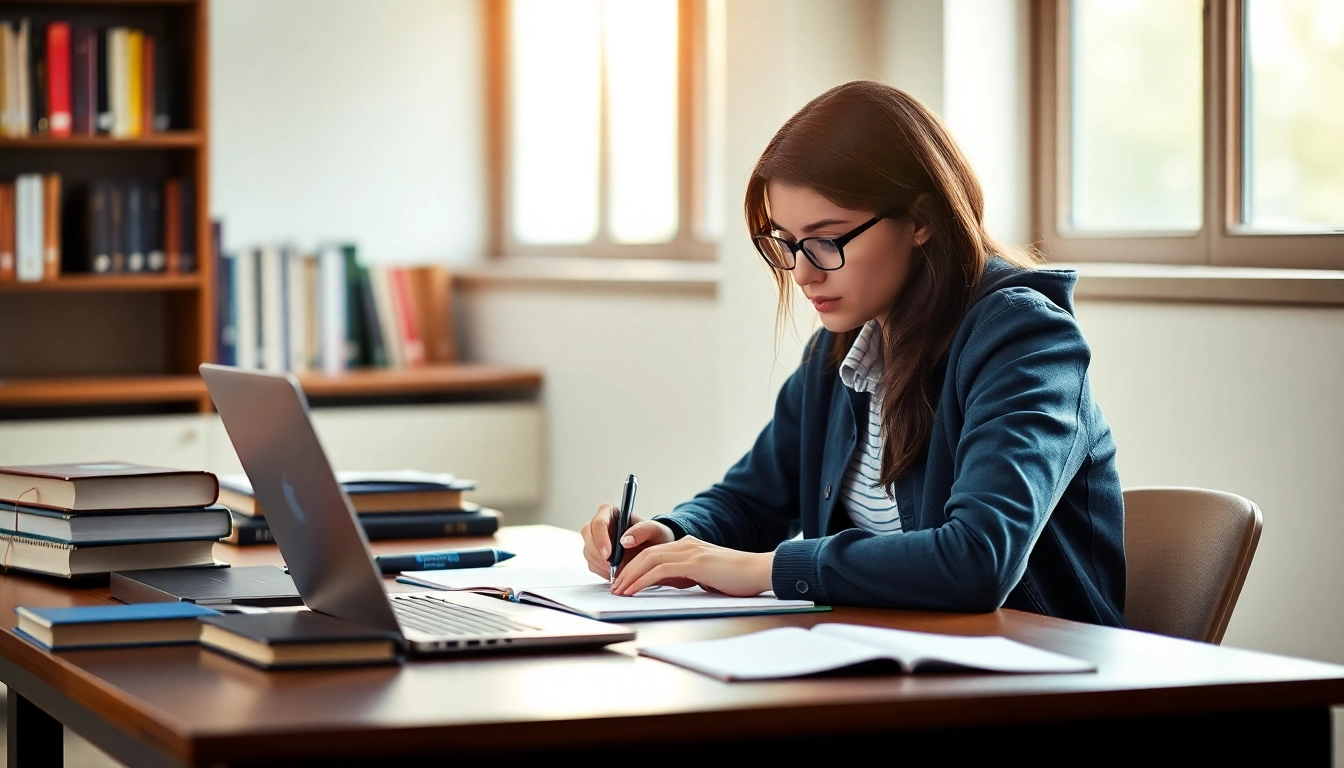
top-left (396, 566), bottom-right (823, 622)
top-left (640, 623), bottom-right (1097, 681)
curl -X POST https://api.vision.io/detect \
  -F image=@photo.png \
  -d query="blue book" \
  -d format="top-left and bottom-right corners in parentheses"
top-left (14, 602), bottom-right (219, 650)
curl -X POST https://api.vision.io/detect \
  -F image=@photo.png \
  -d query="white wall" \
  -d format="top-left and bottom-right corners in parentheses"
top-left (210, 0), bottom-right (485, 264)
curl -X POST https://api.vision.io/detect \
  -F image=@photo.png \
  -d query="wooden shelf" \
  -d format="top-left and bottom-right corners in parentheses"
top-left (0, 132), bottom-right (203, 150)
top-left (0, 366), bottom-right (543, 410)
top-left (0, 274), bottom-right (201, 293)
top-left (297, 364), bottom-right (544, 398)
top-left (0, 375), bottom-right (205, 408)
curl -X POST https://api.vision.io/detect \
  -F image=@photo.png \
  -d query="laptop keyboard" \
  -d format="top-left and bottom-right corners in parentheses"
top-left (391, 595), bottom-right (537, 636)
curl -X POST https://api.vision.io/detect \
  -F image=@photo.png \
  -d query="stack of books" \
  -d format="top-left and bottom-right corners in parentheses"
top-left (0, 173), bottom-right (60, 283)
top-left (0, 19), bottom-right (176, 139)
top-left (215, 243), bottom-right (456, 375)
top-left (218, 470), bottom-right (498, 544)
top-left (0, 462), bottom-right (230, 578)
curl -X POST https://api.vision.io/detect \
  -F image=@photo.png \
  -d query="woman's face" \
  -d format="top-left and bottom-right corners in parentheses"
top-left (765, 182), bottom-right (930, 333)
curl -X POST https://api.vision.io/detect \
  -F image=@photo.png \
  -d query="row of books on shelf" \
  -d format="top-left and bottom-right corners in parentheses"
top-left (0, 174), bottom-right (197, 281)
top-left (0, 462), bottom-right (497, 578)
top-left (0, 19), bottom-right (178, 139)
top-left (217, 244), bottom-right (456, 374)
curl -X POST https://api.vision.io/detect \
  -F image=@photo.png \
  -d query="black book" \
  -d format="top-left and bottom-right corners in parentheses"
top-left (144, 182), bottom-right (164, 272)
top-left (87, 180), bottom-right (112, 273)
top-left (152, 35), bottom-right (171, 131)
top-left (30, 21), bottom-right (47, 135)
top-left (71, 25), bottom-right (96, 134)
top-left (95, 28), bottom-right (111, 134)
top-left (179, 177), bottom-right (196, 272)
top-left (357, 264), bottom-right (387, 367)
top-left (199, 611), bottom-right (401, 669)
top-left (107, 181), bottom-right (125, 272)
top-left (221, 508), bottom-right (500, 545)
top-left (125, 181), bottom-right (144, 272)
top-left (110, 564), bottom-right (302, 607)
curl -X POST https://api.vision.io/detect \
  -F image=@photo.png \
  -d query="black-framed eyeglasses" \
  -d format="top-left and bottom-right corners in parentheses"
top-left (753, 208), bottom-right (906, 272)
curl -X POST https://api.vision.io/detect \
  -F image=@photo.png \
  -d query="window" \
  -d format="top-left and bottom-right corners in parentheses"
top-left (485, 0), bottom-right (716, 259)
top-left (1032, 0), bottom-right (1344, 269)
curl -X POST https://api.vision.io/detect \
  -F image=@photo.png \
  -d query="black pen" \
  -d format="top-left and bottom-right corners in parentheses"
top-left (374, 547), bottom-right (515, 575)
top-left (608, 474), bottom-right (638, 582)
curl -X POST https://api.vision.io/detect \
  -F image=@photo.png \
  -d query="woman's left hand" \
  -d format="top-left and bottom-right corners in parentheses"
top-left (609, 536), bottom-right (775, 597)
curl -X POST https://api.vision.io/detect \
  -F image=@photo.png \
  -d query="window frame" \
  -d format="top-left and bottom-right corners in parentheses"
top-left (484, 0), bottom-right (715, 261)
top-left (1031, 0), bottom-right (1344, 271)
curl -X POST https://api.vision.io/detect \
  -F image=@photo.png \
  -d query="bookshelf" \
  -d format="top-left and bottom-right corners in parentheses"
top-left (0, 0), bottom-right (541, 419)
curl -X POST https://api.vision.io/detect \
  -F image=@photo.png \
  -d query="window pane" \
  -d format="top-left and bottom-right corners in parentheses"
top-left (511, 0), bottom-right (601, 244)
top-left (1244, 0), bottom-right (1344, 231)
top-left (604, 0), bottom-right (679, 244)
top-left (1069, 0), bottom-right (1203, 232)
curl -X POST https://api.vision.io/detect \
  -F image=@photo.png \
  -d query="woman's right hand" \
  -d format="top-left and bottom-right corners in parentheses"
top-left (580, 503), bottom-right (676, 579)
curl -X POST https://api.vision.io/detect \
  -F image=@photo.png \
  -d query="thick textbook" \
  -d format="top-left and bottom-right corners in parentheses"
top-left (0, 502), bottom-right (231, 544)
top-left (199, 611), bottom-right (400, 669)
top-left (15, 602), bottom-right (218, 650)
top-left (640, 623), bottom-right (1098, 681)
top-left (0, 533), bottom-right (217, 578)
top-left (0, 462), bottom-right (219, 511)
top-left (218, 471), bottom-right (475, 517)
top-left (398, 566), bottom-right (819, 622)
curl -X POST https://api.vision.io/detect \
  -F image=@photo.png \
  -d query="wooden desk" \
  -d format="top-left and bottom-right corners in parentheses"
top-left (1, 525), bottom-right (1341, 767)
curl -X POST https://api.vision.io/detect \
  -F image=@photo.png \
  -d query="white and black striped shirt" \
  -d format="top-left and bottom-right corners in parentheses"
top-left (838, 321), bottom-right (903, 535)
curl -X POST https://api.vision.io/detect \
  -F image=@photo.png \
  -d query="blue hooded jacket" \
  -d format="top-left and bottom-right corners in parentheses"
top-left (656, 257), bottom-right (1127, 627)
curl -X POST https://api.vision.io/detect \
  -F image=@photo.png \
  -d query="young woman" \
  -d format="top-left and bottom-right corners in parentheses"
top-left (580, 81), bottom-right (1125, 627)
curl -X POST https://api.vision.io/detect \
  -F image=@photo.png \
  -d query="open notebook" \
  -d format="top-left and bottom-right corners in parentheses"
top-left (640, 623), bottom-right (1097, 681)
top-left (396, 566), bottom-right (821, 621)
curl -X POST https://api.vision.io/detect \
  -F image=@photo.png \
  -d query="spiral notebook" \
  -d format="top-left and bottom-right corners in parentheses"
top-left (397, 566), bottom-right (822, 621)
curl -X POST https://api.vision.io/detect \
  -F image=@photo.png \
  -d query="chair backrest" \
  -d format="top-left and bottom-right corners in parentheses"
top-left (1122, 487), bottom-right (1263, 644)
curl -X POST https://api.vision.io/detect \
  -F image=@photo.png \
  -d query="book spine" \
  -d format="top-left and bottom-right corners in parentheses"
top-left (259, 245), bottom-right (287, 373)
top-left (124, 180), bottom-right (143, 272)
top-left (29, 19), bottom-right (46, 136)
top-left (357, 264), bottom-right (386, 368)
top-left (234, 248), bottom-right (258, 369)
top-left (42, 174), bottom-right (60, 280)
top-left (223, 518), bottom-right (274, 546)
top-left (70, 25), bottom-right (94, 135)
top-left (152, 35), bottom-right (170, 131)
top-left (144, 181), bottom-right (163, 272)
top-left (125, 30), bottom-right (141, 137)
top-left (140, 35), bottom-right (154, 134)
top-left (95, 28), bottom-right (111, 134)
top-left (179, 177), bottom-right (195, 272)
top-left (87, 180), bottom-right (109, 273)
top-left (358, 513), bottom-right (499, 540)
top-left (163, 179), bottom-right (180, 273)
top-left (318, 245), bottom-right (348, 375)
top-left (369, 266), bottom-right (403, 369)
top-left (16, 175), bottom-right (43, 282)
top-left (389, 267), bottom-right (426, 367)
top-left (341, 245), bottom-right (364, 368)
top-left (108, 28), bottom-right (128, 138)
top-left (217, 245), bottom-right (236, 365)
top-left (286, 247), bottom-right (308, 373)
top-left (108, 181), bottom-right (124, 272)
top-left (0, 182), bottom-right (14, 282)
top-left (46, 22), bottom-right (70, 136)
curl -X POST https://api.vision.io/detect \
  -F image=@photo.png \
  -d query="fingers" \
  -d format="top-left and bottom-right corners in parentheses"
top-left (580, 503), bottom-right (620, 577)
top-left (618, 520), bottom-right (669, 550)
top-left (617, 563), bottom-right (693, 596)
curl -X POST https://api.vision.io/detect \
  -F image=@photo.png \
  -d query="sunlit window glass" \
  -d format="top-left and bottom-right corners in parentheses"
top-left (1244, 0), bottom-right (1344, 231)
top-left (605, 0), bottom-right (679, 244)
top-left (1069, 0), bottom-right (1203, 232)
top-left (511, 0), bottom-right (601, 244)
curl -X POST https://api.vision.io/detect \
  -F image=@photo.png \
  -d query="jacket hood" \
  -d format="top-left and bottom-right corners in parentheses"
top-left (975, 256), bottom-right (1078, 317)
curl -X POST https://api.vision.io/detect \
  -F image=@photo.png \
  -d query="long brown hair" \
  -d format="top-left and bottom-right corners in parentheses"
top-left (744, 80), bottom-right (1041, 488)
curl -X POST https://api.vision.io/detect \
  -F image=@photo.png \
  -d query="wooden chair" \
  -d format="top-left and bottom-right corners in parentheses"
top-left (1122, 487), bottom-right (1263, 644)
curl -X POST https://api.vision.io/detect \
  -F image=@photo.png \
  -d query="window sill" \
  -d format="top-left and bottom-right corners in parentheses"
top-left (453, 256), bottom-right (720, 295)
top-left (1055, 262), bottom-right (1344, 307)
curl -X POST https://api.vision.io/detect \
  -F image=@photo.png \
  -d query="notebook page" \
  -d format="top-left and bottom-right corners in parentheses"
top-left (399, 566), bottom-right (606, 593)
top-left (813, 623), bottom-right (1096, 673)
top-left (640, 626), bottom-right (888, 680)
top-left (519, 584), bottom-right (814, 620)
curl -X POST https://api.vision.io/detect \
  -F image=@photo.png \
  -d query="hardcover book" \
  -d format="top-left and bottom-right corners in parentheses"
top-left (0, 533), bottom-right (217, 578)
top-left (0, 462), bottom-right (219, 511)
top-left (0, 501), bottom-right (231, 544)
top-left (199, 611), bottom-right (400, 669)
top-left (15, 602), bottom-right (219, 650)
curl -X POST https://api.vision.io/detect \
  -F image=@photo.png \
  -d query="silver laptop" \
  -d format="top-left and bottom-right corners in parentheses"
top-left (200, 363), bottom-right (634, 655)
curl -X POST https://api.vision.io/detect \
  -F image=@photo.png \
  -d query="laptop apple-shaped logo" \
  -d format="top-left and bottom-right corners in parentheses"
top-left (281, 475), bottom-right (307, 524)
